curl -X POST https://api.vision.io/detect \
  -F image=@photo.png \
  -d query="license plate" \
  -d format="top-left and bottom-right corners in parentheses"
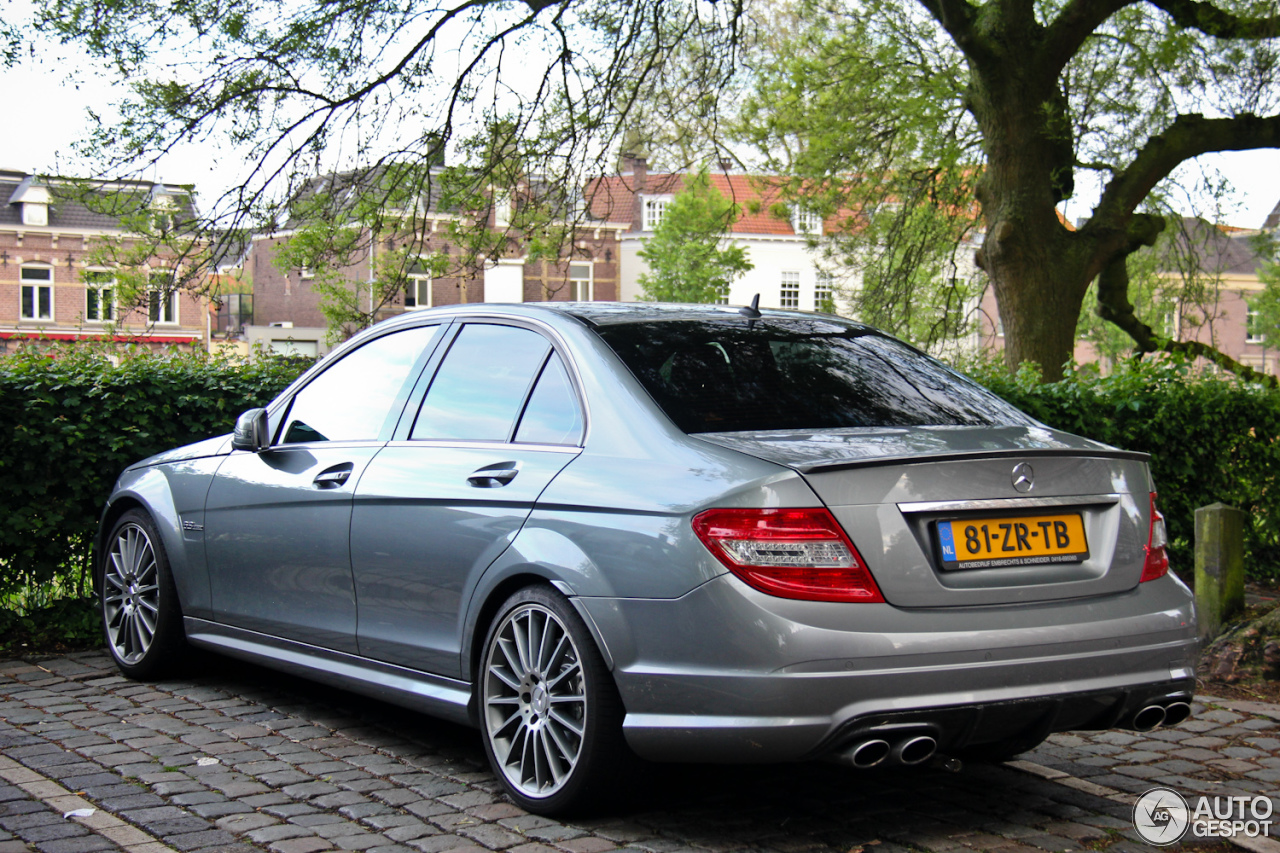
top-left (936, 513), bottom-right (1089, 570)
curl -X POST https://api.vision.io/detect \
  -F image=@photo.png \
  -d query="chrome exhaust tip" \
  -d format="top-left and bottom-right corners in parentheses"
top-left (1131, 704), bottom-right (1167, 732)
top-left (1162, 701), bottom-right (1192, 726)
top-left (891, 735), bottom-right (938, 766)
top-left (845, 738), bottom-right (891, 768)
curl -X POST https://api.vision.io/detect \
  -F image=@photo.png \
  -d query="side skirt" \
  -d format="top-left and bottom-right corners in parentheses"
top-left (184, 618), bottom-right (475, 728)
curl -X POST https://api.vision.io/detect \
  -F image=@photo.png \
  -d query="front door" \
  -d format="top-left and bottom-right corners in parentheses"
top-left (204, 324), bottom-right (442, 652)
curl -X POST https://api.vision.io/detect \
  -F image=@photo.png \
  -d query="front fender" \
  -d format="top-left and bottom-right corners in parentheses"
top-left (104, 457), bottom-right (222, 618)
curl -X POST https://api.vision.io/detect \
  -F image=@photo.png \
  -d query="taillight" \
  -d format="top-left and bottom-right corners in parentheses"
top-left (1141, 492), bottom-right (1170, 582)
top-left (692, 507), bottom-right (884, 603)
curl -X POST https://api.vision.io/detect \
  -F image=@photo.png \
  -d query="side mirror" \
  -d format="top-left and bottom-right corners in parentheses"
top-left (231, 408), bottom-right (270, 452)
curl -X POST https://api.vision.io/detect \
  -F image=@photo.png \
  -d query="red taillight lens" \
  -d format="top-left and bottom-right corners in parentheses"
top-left (692, 507), bottom-right (884, 603)
top-left (1141, 492), bottom-right (1170, 582)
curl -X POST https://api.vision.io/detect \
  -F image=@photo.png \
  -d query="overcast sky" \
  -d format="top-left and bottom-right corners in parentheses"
top-left (5, 16), bottom-right (1280, 230)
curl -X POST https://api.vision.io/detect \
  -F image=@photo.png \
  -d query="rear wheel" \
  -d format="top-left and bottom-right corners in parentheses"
top-left (479, 585), bottom-right (628, 815)
top-left (101, 509), bottom-right (188, 679)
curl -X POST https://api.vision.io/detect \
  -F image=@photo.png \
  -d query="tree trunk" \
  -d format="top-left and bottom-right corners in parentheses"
top-left (967, 44), bottom-right (1093, 382)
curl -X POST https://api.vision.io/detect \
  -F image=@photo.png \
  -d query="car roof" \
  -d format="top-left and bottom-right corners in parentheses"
top-left (539, 301), bottom-right (877, 331)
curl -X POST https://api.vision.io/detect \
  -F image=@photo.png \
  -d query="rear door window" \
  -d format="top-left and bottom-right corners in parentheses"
top-left (411, 324), bottom-right (552, 441)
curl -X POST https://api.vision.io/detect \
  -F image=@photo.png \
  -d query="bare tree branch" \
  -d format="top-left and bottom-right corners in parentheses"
top-left (1145, 0), bottom-right (1280, 39)
top-left (1093, 112), bottom-right (1280, 227)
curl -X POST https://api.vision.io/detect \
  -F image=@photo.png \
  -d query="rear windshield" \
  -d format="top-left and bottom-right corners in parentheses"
top-left (594, 317), bottom-right (1034, 433)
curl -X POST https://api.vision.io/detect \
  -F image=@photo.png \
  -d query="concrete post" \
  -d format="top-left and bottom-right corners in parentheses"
top-left (1195, 502), bottom-right (1246, 642)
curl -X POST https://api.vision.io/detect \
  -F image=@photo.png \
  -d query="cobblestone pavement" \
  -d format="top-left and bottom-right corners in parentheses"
top-left (0, 651), bottom-right (1276, 853)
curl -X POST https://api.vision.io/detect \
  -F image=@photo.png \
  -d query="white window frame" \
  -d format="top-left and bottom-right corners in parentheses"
top-left (780, 270), bottom-right (800, 310)
top-left (493, 190), bottom-right (512, 228)
top-left (568, 262), bottom-right (593, 301)
top-left (405, 269), bottom-right (432, 310)
top-left (83, 270), bottom-right (117, 323)
top-left (814, 272), bottom-right (834, 311)
top-left (792, 208), bottom-right (821, 236)
top-left (643, 197), bottom-right (670, 230)
top-left (20, 265), bottom-right (54, 321)
top-left (1247, 303), bottom-right (1265, 344)
top-left (148, 271), bottom-right (180, 325)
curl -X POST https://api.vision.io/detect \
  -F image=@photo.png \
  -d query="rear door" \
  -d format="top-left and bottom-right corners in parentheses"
top-left (351, 321), bottom-right (584, 677)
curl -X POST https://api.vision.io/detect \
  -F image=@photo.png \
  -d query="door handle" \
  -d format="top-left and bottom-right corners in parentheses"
top-left (468, 464), bottom-right (519, 488)
top-left (313, 464), bottom-right (353, 488)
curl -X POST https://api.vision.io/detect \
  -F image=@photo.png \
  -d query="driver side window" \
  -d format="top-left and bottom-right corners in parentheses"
top-left (280, 326), bottom-right (438, 444)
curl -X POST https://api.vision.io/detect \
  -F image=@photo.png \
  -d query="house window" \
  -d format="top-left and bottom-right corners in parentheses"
top-left (792, 208), bottom-right (821, 236)
top-left (1247, 304), bottom-right (1265, 343)
top-left (780, 271), bottom-right (800, 309)
top-left (20, 266), bottom-right (53, 321)
top-left (569, 262), bottom-right (593, 301)
top-left (22, 203), bottom-right (48, 227)
top-left (148, 272), bottom-right (179, 324)
top-left (493, 191), bottom-right (512, 228)
top-left (404, 259), bottom-right (432, 310)
top-left (643, 198), bottom-right (668, 230)
top-left (84, 271), bottom-right (115, 322)
top-left (815, 272), bottom-right (834, 311)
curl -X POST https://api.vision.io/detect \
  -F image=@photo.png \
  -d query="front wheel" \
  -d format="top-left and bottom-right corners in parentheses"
top-left (479, 586), bottom-right (629, 815)
top-left (101, 509), bottom-right (188, 679)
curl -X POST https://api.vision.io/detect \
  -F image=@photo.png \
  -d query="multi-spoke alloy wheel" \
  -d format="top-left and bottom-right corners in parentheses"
top-left (479, 586), bottom-right (628, 814)
top-left (104, 522), bottom-right (160, 665)
top-left (484, 602), bottom-right (586, 798)
top-left (101, 509), bottom-right (186, 679)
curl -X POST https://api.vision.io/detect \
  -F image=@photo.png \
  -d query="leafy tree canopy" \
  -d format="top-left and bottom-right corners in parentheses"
top-left (636, 168), bottom-right (755, 303)
top-left (737, 0), bottom-right (1280, 380)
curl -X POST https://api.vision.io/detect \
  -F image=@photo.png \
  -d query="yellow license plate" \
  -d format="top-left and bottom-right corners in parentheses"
top-left (936, 513), bottom-right (1089, 570)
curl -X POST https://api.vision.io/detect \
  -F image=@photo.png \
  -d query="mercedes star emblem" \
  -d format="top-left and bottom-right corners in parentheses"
top-left (1012, 462), bottom-right (1035, 493)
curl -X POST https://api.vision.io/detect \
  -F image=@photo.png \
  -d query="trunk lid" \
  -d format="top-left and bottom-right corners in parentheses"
top-left (696, 426), bottom-right (1154, 607)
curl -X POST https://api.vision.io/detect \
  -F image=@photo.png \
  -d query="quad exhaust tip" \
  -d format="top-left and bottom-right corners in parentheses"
top-left (837, 734), bottom-right (936, 768)
top-left (1163, 701), bottom-right (1192, 726)
top-left (892, 735), bottom-right (937, 766)
top-left (847, 738), bottom-right (891, 768)
top-left (1132, 704), bottom-right (1168, 732)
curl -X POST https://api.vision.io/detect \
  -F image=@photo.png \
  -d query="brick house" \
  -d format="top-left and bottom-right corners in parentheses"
top-left (586, 156), bottom-right (850, 313)
top-left (0, 169), bottom-right (208, 353)
top-left (976, 216), bottom-right (1277, 375)
top-left (243, 167), bottom-right (628, 350)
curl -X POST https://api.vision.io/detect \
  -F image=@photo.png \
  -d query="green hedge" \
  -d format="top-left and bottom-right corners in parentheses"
top-left (0, 345), bottom-right (308, 606)
top-left (969, 358), bottom-right (1280, 582)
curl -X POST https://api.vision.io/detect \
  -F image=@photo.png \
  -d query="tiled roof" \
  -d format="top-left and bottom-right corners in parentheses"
top-left (0, 170), bottom-right (196, 232)
top-left (587, 173), bottom-right (818, 235)
top-left (1160, 217), bottom-right (1267, 276)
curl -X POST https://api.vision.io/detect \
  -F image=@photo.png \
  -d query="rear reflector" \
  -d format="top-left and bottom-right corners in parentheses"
top-left (692, 507), bottom-right (884, 603)
top-left (1141, 492), bottom-right (1170, 582)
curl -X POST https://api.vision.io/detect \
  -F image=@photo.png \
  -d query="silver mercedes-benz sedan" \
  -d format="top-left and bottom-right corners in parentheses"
top-left (96, 302), bottom-right (1197, 814)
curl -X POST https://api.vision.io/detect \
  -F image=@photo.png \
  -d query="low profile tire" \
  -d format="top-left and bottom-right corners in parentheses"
top-left (479, 585), bottom-right (629, 815)
top-left (101, 509), bottom-right (188, 679)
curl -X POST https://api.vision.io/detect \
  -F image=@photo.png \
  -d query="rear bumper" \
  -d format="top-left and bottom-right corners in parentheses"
top-left (576, 573), bottom-right (1198, 762)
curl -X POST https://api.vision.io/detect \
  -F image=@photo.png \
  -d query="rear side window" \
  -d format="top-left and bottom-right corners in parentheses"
top-left (412, 324), bottom-right (552, 441)
top-left (515, 353), bottom-right (583, 445)
top-left (594, 318), bottom-right (1034, 433)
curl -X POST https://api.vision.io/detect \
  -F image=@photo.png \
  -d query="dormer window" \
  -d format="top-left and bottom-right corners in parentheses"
top-left (643, 197), bottom-right (669, 230)
top-left (9, 178), bottom-right (51, 227)
top-left (792, 208), bottom-right (821, 236)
